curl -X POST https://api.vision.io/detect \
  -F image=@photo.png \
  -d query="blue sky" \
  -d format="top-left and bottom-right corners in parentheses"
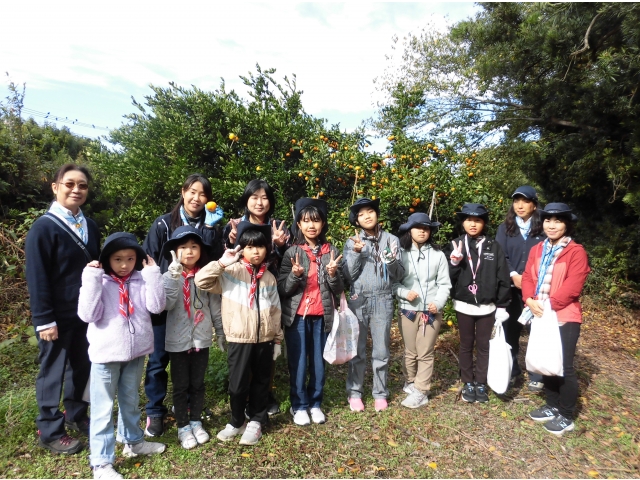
top-left (1, 2), bottom-right (479, 147)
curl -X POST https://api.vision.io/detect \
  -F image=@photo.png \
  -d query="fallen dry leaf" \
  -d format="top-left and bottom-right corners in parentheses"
top-left (347, 459), bottom-right (355, 465)
top-left (241, 453), bottom-right (251, 458)
top-left (387, 440), bottom-right (399, 447)
top-left (337, 467), bottom-right (345, 473)
top-left (428, 462), bottom-right (437, 469)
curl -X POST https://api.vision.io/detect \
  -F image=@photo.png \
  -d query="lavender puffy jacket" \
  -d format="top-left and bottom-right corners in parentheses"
top-left (78, 266), bottom-right (166, 363)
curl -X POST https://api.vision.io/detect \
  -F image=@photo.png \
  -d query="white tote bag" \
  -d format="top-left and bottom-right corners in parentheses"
top-left (525, 300), bottom-right (564, 377)
top-left (487, 320), bottom-right (513, 394)
top-left (323, 293), bottom-right (360, 365)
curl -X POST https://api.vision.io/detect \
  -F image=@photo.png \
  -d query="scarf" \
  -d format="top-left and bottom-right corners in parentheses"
top-left (301, 242), bottom-right (331, 284)
top-left (535, 237), bottom-right (572, 301)
top-left (50, 201), bottom-right (88, 244)
top-left (180, 206), bottom-right (202, 228)
top-left (181, 267), bottom-right (201, 322)
top-left (242, 260), bottom-right (267, 308)
top-left (361, 227), bottom-right (387, 281)
top-left (515, 216), bottom-right (531, 240)
top-left (110, 273), bottom-right (134, 319)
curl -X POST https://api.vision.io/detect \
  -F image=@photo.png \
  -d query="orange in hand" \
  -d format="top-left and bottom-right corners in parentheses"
top-left (206, 201), bottom-right (217, 212)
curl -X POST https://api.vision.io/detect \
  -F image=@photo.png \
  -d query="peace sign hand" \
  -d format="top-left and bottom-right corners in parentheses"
top-left (142, 255), bottom-right (156, 268)
top-left (219, 245), bottom-right (242, 267)
top-left (272, 220), bottom-right (287, 247)
top-left (450, 240), bottom-right (464, 266)
top-left (349, 231), bottom-right (365, 253)
top-left (228, 219), bottom-right (239, 245)
top-left (168, 250), bottom-right (183, 278)
top-left (326, 250), bottom-right (343, 278)
top-left (291, 252), bottom-right (304, 277)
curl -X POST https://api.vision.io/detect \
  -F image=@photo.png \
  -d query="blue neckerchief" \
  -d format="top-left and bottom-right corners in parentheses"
top-left (49, 202), bottom-right (88, 244)
top-left (180, 206), bottom-right (202, 229)
top-left (516, 216), bottom-right (531, 240)
top-left (534, 238), bottom-right (565, 296)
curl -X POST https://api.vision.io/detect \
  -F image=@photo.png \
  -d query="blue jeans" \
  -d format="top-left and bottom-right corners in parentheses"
top-left (285, 315), bottom-right (327, 411)
top-left (89, 357), bottom-right (145, 467)
top-left (346, 293), bottom-right (393, 399)
top-left (144, 323), bottom-right (169, 417)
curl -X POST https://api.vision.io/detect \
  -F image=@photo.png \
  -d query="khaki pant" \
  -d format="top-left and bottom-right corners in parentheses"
top-left (399, 312), bottom-right (442, 394)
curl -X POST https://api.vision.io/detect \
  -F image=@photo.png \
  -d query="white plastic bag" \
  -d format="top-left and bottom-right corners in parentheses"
top-left (525, 300), bottom-right (564, 377)
top-left (323, 293), bottom-right (359, 365)
top-left (487, 320), bottom-right (512, 394)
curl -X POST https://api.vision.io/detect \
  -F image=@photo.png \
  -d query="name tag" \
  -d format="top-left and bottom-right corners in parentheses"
top-left (483, 252), bottom-right (495, 261)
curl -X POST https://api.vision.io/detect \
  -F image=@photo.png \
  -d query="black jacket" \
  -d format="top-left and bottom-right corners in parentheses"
top-left (443, 235), bottom-right (511, 307)
top-left (495, 223), bottom-right (545, 276)
top-left (142, 212), bottom-right (221, 325)
top-left (26, 215), bottom-right (101, 331)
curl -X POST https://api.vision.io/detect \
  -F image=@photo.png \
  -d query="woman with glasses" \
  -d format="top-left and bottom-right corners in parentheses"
top-left (25, 164), bottom-right (101, 455)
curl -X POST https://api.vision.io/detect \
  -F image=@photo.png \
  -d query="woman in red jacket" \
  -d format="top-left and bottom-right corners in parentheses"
top-left (521, 203), bottom-right (590, 436)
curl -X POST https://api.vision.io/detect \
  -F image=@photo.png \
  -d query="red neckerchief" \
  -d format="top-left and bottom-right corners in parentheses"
top-left (241, 260), bottom-right (267, 308)
top-left (181, 267), bottom-right (200, 318)
top-left (301, 243), bottom-right (331, 284)
top-left (109, 272), bottom-right (134, 319)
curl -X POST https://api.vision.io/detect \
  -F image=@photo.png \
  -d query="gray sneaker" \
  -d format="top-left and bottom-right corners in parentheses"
top-left (401, 390), bottom-right (429, 409)
top-left (93, 463), bottom-right (123, 479)
top-left (403, 382), bottom-right (416, 394)
top-left (529, 405), bottom-right (559, 423)
top-left (528, 381), bottom-right (544, 392)
top-left (239, 421), bottom-right (262, 446)
top-left (216, 423), bottom-right (246, 442)
top-left (544, 414), bottom-right (575, 436)
top-left (123, 440), bottom-right (166, 457)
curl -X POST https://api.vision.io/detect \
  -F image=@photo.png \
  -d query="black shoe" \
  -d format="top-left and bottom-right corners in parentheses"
top-left (65, 418), bottom-right (90, 436)
top-left (544, 414), bottom-right (575, 436)
top-left (529, 405), bottom-right (559, 423)
top-left (461, 382), bottom-right (476, 403)
top-left (267, 402), bottom-right (281, 417)
top-left (38, 434), bottom-right (83, 455)
top-left (144, 416), bottom-right (164, 437)
top-left (475, 383), bottom-right (489, 403)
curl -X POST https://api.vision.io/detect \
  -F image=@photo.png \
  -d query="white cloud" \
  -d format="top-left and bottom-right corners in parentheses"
top-left (1, 1), bottom-right (478, 134)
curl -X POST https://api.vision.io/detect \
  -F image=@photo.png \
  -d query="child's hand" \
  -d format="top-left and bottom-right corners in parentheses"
top-left (272, 220), bottom-right (287, 247)
top-left (291, 253), bottom-right (304, 277)
top-left (86, 260), bottom-right (102, 269)
top-left (406, 290), bottom-right (420, 302)
top-left (142, 255), bottom-right (156, 268)
top-left (526, 297), bottom-right (544, 317)
top-left (381, 242), bottom-right (398, 264)
top-left (273, 343), bottom-right (282, 361)
top-left (428, 302), bottom-right (438, 314)
top-left (168, 250), bottom-right (183, 278)
top-left (450, 240), bottom-right (464, 265)
top-left (219, 246), bottom-right (242, 267)
top-left (349, 231), bottom-right (365, 253)
top-left (217, 336), bottom-right (227, 352)
top-left (227, 218), bottom-right (239, 245)
top-left (495, 307), bottom-right (509, 322)
top-left (326, 250), bottom-right (343, 278)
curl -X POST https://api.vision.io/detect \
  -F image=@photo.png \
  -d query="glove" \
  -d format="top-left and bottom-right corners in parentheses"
top-left (273, 343), bottom-right (281, 361)
top-left (205, 205), bottom-right (224, 227)
top-left (217, 336), bottom-right (226, 352)
top-left (381, 243), bottom-right (397, 264)
top-left (219, 246), bottom-right (242, 267)
top-left (495, 307), bottom-right (509, 323)
top-left (168, 250), bottom-right (183, 278)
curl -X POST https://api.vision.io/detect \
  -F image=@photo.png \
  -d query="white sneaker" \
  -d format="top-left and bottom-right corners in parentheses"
top-left (239, 421), bottom-right (262, 445)
top-left (216, 423), bottom-right (246, 442)
top-left (93, 464), bottom-right (123, 479)
top-left (290, 407), bottom-right (311, 426)
top-left (190, 421), bottom-right (210, 444)
top-left (401, 390), bottom-right (429, 409)
top-left (122, 440), bottom-right (166, 457)
top-left (178, 425), bottom-right (197, 450)
top-left (403, 382), bottom-right (416, 394)
top-left (309, 407), bottom-right (326, 424)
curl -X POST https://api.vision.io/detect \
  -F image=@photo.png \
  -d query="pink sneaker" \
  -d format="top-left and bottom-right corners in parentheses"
top-left (348, 398), bottom-right (365, 412)
top-left (374, 399), bottom-right (388, 412)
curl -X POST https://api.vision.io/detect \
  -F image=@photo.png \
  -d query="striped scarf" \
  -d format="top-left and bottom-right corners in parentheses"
top-left (535, 237), bottom-right (572, 301)
top-left (110, 273), bottom-right (134, 319)
top-left (182, 267), bottom-right (200, 319)
top-left (242, 261), bottom-right (267, 309)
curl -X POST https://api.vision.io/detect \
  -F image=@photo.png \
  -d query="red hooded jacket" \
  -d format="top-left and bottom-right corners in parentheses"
top-left (521, 241), bottom-right (590, 323)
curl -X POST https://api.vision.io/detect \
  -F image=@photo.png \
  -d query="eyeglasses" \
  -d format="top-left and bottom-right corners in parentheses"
top-left (59, 181), bottom-right (89, 191)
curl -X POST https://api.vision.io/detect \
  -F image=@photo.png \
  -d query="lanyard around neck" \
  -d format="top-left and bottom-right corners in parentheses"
top-left (464, 234), bottom-right (485, 283)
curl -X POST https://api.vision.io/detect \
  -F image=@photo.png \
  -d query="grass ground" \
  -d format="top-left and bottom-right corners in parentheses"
top-left (0, 298), bottom-right (639, 479)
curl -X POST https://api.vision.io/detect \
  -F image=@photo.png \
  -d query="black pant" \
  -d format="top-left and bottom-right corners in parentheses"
top-left (35, 322), bottom-right (91, 442)
top-left (227, 342), bottom-right (273, 428)
top-left (170, 348), bottom-right (209, 428)
top-left (456, 311), bottom-right (494, 384)
top-left (543, 322), bottom-right (580, 420)
top-left (505, 287), bottom-right (542, 382)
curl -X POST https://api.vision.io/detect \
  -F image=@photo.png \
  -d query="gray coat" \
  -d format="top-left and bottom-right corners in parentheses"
top-left (278, 244), bottom-right (345, 332)
top-left (163, 272), bottom-right (224, 352)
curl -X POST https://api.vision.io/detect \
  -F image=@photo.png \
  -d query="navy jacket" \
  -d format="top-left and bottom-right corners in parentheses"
top-left (495, 223), bottom-right (545, 276)
top-left (443, 235), bottom-right (511, 307)
top-left (142, 212), bottom-right (221, 326)
top-left (26, 215), bottom-right (101, 331)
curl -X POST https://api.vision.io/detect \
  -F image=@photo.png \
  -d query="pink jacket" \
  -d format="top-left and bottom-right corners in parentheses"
top-left (521, 241), bottom-right (590, 323)
top-left (78, 266), bottom-right (166, 363)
